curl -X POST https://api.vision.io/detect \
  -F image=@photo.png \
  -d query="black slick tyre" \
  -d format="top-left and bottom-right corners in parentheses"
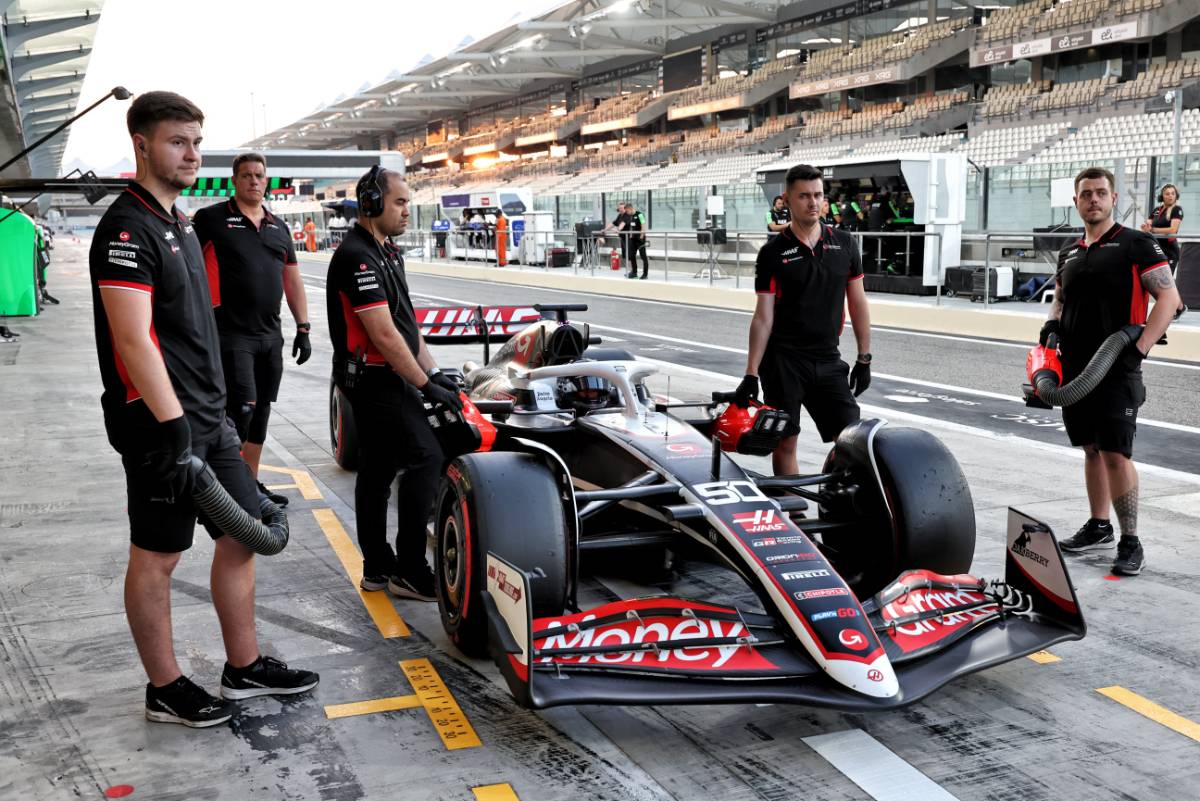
top-left (329, 381), bottom-right (359, 470)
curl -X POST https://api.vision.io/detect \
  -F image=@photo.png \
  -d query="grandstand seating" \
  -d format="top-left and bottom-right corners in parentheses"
top-left (979, 0), bottom-right (1163, 46)
top-left (959, 122), bottom-right (1070, 165)
top-left (1030, 108), bottom-right (1200, 163)
top-left (1113, 59), bottom-right (1200, 102)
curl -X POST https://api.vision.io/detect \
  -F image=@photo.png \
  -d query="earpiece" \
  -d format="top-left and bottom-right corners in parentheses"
top-left (357, 165), bottom-right (385, 219)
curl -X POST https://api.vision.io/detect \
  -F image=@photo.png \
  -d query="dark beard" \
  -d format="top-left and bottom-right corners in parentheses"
top-left (167, 173), bottom-right (195, 191)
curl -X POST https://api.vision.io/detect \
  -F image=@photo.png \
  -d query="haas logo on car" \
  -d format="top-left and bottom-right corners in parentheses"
top-left (867, 669), bottom-right (884, 682)
top-left (838, 629), bottom-right (869, 651)
top-left (732, 510), bottom-right (787, 533)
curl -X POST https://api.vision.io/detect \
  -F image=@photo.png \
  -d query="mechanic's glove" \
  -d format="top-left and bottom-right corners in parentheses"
top-left (420, 379), bottom-right (464, 412)
top-left (1119, 324), bottom-right (1147, 370)
top-left (427, 368), bottom-right (459, 395)
top-left (1038, 319), bottom-right (1061, 347)
top-left (849, 360), bottom-right (872, 397)
top-left (292, 324), bottom-right (312, 365)
top-left (734, 374), bottom-right (759, 407)
top-left (141, 416), bottom-right (193, 503)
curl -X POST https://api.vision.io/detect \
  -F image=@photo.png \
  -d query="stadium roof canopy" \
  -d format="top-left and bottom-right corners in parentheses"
top-left (248, 0), bottom-right (783, 149)
top-left (1, 0), bottom-right (104, 179)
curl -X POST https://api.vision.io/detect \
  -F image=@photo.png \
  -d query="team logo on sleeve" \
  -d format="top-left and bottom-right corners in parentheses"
top-left (359, 263), bottom-right (369, 271)
top-left (119, 231), bottom-right (130, 241)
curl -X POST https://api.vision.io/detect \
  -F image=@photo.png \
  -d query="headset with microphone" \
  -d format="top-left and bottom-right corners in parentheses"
top-left (357, 164), bottom-right (386, 219)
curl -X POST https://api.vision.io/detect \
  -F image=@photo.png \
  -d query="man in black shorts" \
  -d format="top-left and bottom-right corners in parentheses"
top-left (193, 153), bottom-right (311, 505)
top-left (327, 166), bottom-right (461, 600)
top-left (1044, 166), bottom-right (1181, 576)
top-left (736, 163), bottom-right (874, 476)
top-left (90, 92), bottom-right (317, 728)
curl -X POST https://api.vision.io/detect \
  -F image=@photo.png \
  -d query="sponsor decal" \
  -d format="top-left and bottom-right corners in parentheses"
top-left (535, 608), bottom-right (776, 671)
top-left (227, 216), bottom-right (243, 222)
top-left (163, 231), bottom-right (175, 241)
top-left (780, 569), bottom-right (830, 581)
top-left (867, 669), bottom-right (884, 682)
top-left (839, 629), bottom-right (869, 650)
top-left (108, 249), bottom-right (137, 259)
top-left (779, 247), bottom-right (799, 256)
top-left (107, 257), bottom-right (138, 268)
top-left (795, 588), bottom-right (849, 600)
top-left (810, 610), bottom-right (838, 621)
top-left (226, 223), bottom-right (247, 229)
top-left (169, 245), bottom-right (180, 254)
top-left (732, 509), bottom-right (787, 533)
top-left (359, 263), bottom-right (369, 271)
top-left (1011, 530), bottom-right (1050, 567)
top-left (118, 231), bottom-right (131, 241)
top-left (664, 442), bottom-right (703, 458)
top-left (879, 576), bottom-right (997, 654)
top-left (486, 564), bottom-right (523, 603)
top-left (813, 607), bottom-right (860, 621)
top-left (693, 480), bottom-right (770, 506)
top-left (765, 552), bottom-right (817, 564)
top-left (751, 535), bottom-right (807, 547)
top-left (183, 225), bottom-right (193, 235)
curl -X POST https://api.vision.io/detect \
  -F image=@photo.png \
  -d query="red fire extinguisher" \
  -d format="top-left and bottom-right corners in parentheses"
top-left (610, 248), bottom-right (621, 271)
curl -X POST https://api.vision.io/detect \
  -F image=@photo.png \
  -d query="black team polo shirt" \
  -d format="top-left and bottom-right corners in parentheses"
top-left (192, 198), bottom-right (299, 345)
top-left (754, 222), bottom-right (864, 360)
top-left (89, 181), bottom-right (226, 447)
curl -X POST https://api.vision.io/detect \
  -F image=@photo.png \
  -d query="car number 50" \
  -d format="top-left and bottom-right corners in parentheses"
top-left (692, 480), bottom-right (769, 506)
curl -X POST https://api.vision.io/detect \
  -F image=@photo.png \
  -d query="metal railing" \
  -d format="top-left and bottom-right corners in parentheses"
top-left (394, 226), bottom-right (946, 297)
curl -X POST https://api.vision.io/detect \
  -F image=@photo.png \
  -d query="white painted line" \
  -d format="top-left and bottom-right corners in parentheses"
top-left (635, 355), bottom-right (1200, 485)
top-left (352, 286), bottom-right (1200, 435)
top-left (803, 729), bottom-right (962, 801)
top-left (403, 274), bottom-right (1199, 371)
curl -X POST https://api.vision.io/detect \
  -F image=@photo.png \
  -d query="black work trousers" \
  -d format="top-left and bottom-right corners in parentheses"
top-left (343, 373), bottom-right (444, 577)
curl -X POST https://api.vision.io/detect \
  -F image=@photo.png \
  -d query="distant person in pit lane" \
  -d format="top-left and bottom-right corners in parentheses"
top-left (1142, 183), bottom-right (1184, 274)
top-left (604, 201), bottom-right (630, 272)
top-left (767, 194), bottom-right (790, 237)
top-left (736, 163), bottom-right (873, 476)
top-left (625, 200), bottom-right (649, 279)
top-left (192, 152), bottom-right (311, 506)
top-left (89, 91), bottom-right (317, 729)
top-left (1044, 166), bottom-right (1182, 576)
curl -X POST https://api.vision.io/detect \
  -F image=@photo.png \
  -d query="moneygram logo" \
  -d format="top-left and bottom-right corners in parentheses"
top-left (838, 629), bottom-right (869, 650)
top-left (732, 510), bottom-right (787, 534)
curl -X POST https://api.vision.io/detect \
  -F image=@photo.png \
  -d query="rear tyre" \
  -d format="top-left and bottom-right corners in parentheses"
top-left (329, 382), bottom-right (359, 470)
top-left (435, 452), bottom-right (569, 658)
top-left (823, 422), bottom-right (975, 599)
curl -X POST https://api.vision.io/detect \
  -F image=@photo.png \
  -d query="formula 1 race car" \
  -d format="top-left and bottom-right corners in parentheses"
top-left (329, 304), bottom-right (1087, 710)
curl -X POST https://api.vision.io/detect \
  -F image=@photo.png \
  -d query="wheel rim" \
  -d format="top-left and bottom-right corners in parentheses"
top-left (441, 514), bottom-right (465, 618)
top-left (330, 389), bottom-right (341, 455)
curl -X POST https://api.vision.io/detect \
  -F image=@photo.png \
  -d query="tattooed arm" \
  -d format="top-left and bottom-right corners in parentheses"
top-left (1136, 265), bottom-right (1182, 355)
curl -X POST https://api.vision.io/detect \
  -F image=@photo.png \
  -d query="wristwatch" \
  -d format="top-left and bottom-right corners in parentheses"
top-left (856, 353), bottom-right (872, 364)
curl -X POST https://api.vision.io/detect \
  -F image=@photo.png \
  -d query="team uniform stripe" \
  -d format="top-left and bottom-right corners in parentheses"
top-left (353, 301), bottom-right (389, 313)
top-left (98, 280), bottom-right (152, 295)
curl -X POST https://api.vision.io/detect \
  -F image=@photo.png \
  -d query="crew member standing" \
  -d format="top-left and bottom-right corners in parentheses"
top-left (90, 91), bottom-right (317, 729)
top-left (604, 201), bottom-right (630, 272)
top-left (766, 194), bottom-right (790, 237)
top-left (1142, 183), bottom-right (1184, 273)
top-left (303, 217), bottom-right (317, 252)
top-left (736, 164), bottom-right (873, 476)
top-left (626, 200), bottom-right (649, 279)
top-left (326, 166), bottom-right (462, 599)
top-left (193, 153), bottom-right (311, 506)
top-left (1044, 166), bottom-right (1181, 576)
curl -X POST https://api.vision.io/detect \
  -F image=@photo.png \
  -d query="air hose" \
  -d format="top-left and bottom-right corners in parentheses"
top-left (190, 456), bottom-right (290, 555)
top-left (1025, 326), bottom-right (1142, 408)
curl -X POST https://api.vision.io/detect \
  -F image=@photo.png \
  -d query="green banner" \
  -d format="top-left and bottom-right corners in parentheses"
top-left (0, 210), bottom-right (39, 317)
top-left (181, 176), bottom-right (293, 197)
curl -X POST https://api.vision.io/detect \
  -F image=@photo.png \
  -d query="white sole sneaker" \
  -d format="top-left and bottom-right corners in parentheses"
top-left (219, 679), bottom-right (319, 700)
top-left (145, 708), bottom-right (232, 728)
top-left (387, 577), bottom-right (436, 602)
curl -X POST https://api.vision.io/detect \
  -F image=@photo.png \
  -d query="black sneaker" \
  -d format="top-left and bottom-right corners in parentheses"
top-left (220, 655), bottom-right (319, 700)
top-left (360, 574), bottom-right (389, 591)
top-left (1112, 538), bottom-right (1145, 576)
top-left (1059, 519), bottom-right (1115, 552)
top-left (256, 480), bottom-right (289, 506)
top-left (388, 563), bottom-right (437, 602)
top-left (145, 675), bottom-right (233, 728)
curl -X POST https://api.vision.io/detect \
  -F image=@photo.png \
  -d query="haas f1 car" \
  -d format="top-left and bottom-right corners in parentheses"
top-left (330, 304), bottom-right (1086, 710)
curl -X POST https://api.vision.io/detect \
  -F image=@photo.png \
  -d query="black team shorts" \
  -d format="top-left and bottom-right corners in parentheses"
top-left (1061, 373), bottom-right (1145, 458)
top-left (221, 338), bottom-right (284, 407)
top-left (759, 350), bottom-right (861, 442)
top-left (121, 420), bottom-right (259, 553)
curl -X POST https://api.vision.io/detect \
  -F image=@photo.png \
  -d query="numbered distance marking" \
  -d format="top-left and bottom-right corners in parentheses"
top-left (400, 658), bottom-right (482, 750)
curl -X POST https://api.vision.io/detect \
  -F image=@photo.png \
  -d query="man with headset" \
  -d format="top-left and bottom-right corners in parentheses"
top-left (326, 166), bottom-right (461, 599)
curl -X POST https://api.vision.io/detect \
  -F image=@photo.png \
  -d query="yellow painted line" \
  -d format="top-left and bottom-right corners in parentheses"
top-left (1097, 686), bottom-right (1200, 743)
top-left (311, 508), bottom-right (410, 638)
top-left (401, 658), bottom-right (482, 750)
top-left (1027, 650), bottom-right (1062, 664)
top-left (324, 694), bottom-right (423, 719)
top-left (472, 784), bottom-right (520, 801)
top-left (259, 463), bottom-right (323, 500)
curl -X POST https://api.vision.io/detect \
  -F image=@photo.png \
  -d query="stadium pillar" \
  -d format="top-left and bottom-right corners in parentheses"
top-left (928, 0), bottom-right (937, 24)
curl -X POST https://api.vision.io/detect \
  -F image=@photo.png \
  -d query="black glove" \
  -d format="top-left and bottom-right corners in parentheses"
top-left (849, 360), bottom-right (871, 397)
top-left (1120, 324), bottom-right (1147, 370)
top-left (1038, 319), bottom-right (1061, 347)
top-left (292, 327), bottom-right (311, 365)
top-left (734, 374), bottom-right (759, 407)
top-left (428, 369), bottom-right (459, 395)
top-left (141, 416), bottom-right (192, 503)
top-left (420, 379), bottom-right (464, 411)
